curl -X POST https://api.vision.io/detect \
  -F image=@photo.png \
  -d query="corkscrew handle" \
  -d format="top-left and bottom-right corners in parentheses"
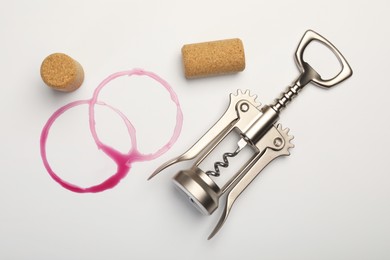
top-left (295, 30), bottom-right (353, 88)
top-left (272, 30), bottom-right (353, 112)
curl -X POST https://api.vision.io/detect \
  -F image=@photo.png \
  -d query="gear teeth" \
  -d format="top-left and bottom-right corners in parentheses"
top-left (230, 89), bottom-right (261, 108)
top-left (276, 123), bottom-right (294, 155)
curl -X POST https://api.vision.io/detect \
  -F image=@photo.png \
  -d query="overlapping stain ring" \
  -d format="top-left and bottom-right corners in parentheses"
top-left (40, 69), bottom-right (183, 193)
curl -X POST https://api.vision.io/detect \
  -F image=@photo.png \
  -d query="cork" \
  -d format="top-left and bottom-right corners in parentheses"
top-left (40, 53), bottom-right (84, 92)
top-left (181, 38), bottom-right (245, 79)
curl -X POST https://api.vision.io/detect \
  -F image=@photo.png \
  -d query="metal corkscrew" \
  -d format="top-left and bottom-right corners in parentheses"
top-left (149, 30), bottom-right (352, 239)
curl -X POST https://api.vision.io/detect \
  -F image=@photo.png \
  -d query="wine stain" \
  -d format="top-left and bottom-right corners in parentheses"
top-left (40, 69), bottom-right (183, 193)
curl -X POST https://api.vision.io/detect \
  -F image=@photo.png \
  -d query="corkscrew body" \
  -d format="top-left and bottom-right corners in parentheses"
top-left (149, 30), bottom-right (353, 239)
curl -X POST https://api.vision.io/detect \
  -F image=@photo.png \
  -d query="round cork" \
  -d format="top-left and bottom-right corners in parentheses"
top-left (40, 53), bottom-right (84, 92)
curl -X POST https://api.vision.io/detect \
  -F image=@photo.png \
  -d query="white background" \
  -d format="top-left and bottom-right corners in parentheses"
top-left (1, 0), bottom-right (389, 259)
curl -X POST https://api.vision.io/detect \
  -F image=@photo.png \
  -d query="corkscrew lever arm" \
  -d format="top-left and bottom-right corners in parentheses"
top-left (208, 151), bottom-right (278, 240)
top-left (148, 93), bottom-right (242, 180)
top-left (208, 124), bottom-right (293, 239)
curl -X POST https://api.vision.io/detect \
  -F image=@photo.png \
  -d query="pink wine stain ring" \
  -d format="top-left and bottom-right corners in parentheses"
top-left (40, 69), bottom-right (183, 193)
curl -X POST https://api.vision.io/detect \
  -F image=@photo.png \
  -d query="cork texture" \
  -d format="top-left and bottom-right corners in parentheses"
top-left (40, 53), bottom-right (84, 92)
top-left (181, 38), bottom-right (245, 79)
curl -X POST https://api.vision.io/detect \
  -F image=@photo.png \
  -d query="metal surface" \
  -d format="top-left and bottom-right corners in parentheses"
top-left (173, 167), bottom-right (220, 215)
top-left (150, 30), bottom-right (353, 239)
top-left (209, 124), bottom-right (294, 239)
top-left (272, 30), bottom-right (353, 113)
top-left (148, 90), bottom-right (261, 180)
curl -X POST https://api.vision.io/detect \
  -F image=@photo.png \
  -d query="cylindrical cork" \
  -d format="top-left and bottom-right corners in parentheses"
top-left (181, 38), bottom-right (245, 79)
top-left (40, 53), bottom-right (84, 92)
